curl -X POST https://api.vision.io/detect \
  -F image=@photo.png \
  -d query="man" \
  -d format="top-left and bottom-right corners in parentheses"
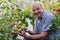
top-left (18, 2), bottom-right (57, 40)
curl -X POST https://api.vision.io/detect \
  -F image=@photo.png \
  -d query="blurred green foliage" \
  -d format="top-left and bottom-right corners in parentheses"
top-left (0, 0), bottom-right (35, 40)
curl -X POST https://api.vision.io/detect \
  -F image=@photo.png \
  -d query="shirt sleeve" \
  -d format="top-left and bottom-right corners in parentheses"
top-left (42, 15), bottom-right (55, 32)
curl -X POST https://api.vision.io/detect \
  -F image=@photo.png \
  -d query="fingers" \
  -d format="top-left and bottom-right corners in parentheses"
top-left (18, 31), bottom-right (26, 36)
top-left (17, 32), bottom-right (21, 34)
top-left (18, 32), bottom-right (23, 36)
top-left (25, 30), bottom-right (30, 32)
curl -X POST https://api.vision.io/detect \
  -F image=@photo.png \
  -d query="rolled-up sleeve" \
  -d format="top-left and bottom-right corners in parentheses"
top-left (42, 15), bottom-right (55, 32)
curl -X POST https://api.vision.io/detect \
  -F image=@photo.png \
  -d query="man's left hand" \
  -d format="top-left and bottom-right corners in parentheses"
top-left (18, 30), bottom-right (29, 38)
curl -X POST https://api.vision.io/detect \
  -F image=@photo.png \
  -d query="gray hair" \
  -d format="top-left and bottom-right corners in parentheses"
top-left (31, 1), bottom-right (43, 8)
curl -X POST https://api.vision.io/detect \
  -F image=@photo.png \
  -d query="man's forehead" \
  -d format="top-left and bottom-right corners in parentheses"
top-left (31, 2), bottom-right (42, 9)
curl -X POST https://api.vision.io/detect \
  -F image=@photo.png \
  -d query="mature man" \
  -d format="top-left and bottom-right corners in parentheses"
top-left (18, 2), bottom-right (57, 40)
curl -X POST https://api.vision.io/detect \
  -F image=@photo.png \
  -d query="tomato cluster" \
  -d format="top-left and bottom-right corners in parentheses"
top-left (11, 21), bottom-right (27, 35)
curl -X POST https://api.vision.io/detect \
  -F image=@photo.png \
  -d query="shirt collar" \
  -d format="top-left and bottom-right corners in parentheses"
top-left (42, 11), bottom-right (45, 19)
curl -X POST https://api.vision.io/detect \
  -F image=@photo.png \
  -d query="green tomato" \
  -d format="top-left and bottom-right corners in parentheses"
top-left (17, 29), bottom-right (22, 32)
top-left (13, 27), bottom-right (18, 31)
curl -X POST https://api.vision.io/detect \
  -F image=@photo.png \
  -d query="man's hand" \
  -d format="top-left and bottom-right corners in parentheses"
top-left (18, 30), bottom-right (30, 38)
top-left (18, 30), bottom-right (26, 37)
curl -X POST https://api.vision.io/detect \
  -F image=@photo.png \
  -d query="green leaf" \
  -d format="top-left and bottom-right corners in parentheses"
top-left (8, 0), bottom-right (12, 3)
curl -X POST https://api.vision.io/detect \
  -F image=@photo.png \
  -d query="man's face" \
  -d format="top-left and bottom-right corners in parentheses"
top-left (32, 4), bottom-right (43, 17)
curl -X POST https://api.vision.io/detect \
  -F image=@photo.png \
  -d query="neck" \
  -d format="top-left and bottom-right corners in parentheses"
top-left (38, 12), bottom-right (43, 20)
top-left (38, 16), bottom-right (42, 20)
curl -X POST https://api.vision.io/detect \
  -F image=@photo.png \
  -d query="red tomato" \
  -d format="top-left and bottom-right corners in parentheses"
top-left (53, 8), bottom-right (60, 12)
top-left (56, 8), bottom-right (60, 12)
top-left (11, 32), bottom-right (16, 35)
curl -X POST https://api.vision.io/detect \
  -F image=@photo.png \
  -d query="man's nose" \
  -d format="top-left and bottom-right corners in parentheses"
top-left (34, 10), bottom-right (38, 13)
